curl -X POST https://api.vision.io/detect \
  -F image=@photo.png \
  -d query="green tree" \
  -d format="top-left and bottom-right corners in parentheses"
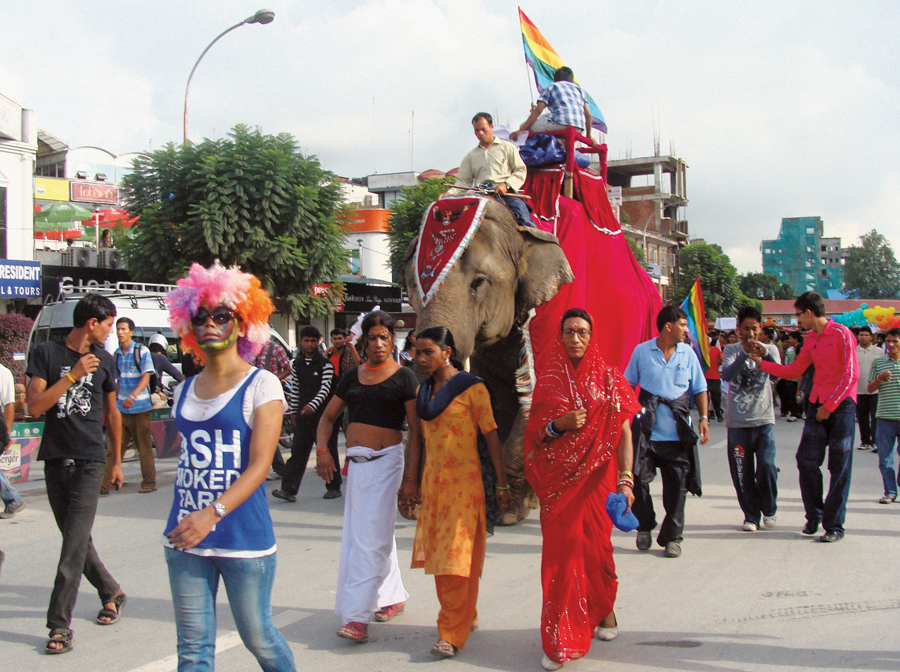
top-left (843, 230), bottom-right (900, 299)
top-left (121, 125), bottom-right (349, 317)
top-left (625, 236), bottom-right (646, 265)
top-left (387, 177), bottom-right (452, 281)
top-left (675, 242), bottom-right (758, 317)
top-left (739, 272), bottom-right (794, 300)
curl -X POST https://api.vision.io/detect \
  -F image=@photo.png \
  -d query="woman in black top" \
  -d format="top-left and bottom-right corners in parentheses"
top-left (316, 311), bottom-right (420, 643)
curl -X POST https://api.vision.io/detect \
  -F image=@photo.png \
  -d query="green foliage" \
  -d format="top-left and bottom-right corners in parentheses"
top-left (0, 314), bottom-right (34, 379)
top-left (121, 125), bottom-right (350, 317)
top-left (739, 272), bottom-right (795, 301)
top-left (843, 230), bottom-right (900, 299)
top-left (625, 236), bottom-right (646, 265)
top-left (387, 178), bottom-right (453, 282)
top-left (675, 242), bottom-right (755, 318)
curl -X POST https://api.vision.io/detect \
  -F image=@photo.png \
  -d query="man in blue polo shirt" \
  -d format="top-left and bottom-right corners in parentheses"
top-left (101, 317), bottom-right (157, 494)
top-left (624, 305), bottom-right (710, 558)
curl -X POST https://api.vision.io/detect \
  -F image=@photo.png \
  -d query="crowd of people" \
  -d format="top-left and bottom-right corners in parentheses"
top-left (8, 261), bottom-right (899, 670)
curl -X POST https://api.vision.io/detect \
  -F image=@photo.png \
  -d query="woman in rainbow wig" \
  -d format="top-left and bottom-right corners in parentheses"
top-left (163, 262), bottom-right (296, 672)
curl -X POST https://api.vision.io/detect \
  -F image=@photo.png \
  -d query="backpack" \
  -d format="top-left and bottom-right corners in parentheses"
top-left (116, 343), bottom-right (159, 395)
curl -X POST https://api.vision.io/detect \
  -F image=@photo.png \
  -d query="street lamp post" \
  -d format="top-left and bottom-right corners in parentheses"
top-left (183, 9), bottom-right (275, 142)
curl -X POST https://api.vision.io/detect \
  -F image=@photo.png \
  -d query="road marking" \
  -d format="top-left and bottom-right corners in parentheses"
top-left (127, 610), bottom-right (311, 672)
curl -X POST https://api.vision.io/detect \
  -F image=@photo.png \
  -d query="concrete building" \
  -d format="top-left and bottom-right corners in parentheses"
top-left (761, 216), bottom-right (845, 296)
top-left (0, 94), bottom-right (38, 262)
top-left (606, 154), bottom-right (690, 302)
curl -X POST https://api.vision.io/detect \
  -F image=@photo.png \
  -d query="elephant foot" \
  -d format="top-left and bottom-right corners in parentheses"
top-left (499, 506), bottom-right (532, 526)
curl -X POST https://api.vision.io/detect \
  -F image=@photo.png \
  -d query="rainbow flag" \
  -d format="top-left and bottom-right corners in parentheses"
top-left (518, 7), bottom-right (608, 134)
top-left (680, 276), bottom-right (711, 371)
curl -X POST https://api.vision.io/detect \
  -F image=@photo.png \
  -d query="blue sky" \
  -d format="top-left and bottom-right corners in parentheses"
top-left (3, 0), bottom-right (899, 272)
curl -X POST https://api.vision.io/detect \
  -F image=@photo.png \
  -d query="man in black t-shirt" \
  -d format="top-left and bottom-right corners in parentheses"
top-left (26, 294), bottom-right (126, 654)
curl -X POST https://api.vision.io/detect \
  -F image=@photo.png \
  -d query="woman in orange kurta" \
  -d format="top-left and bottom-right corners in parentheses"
top-left (401, 326), bottom-right (510, 658)
top-left (524, 309), bottom-right (642, 671)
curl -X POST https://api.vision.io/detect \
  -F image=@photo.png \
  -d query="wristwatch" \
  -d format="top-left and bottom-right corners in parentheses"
top-left (212, 502), bottom-right (227, 518)
top-left (699, 415), bottom-right (709, 422)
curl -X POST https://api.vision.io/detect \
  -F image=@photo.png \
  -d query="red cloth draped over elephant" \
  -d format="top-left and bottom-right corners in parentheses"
top-left (524, 165), bottom-right (661, 376)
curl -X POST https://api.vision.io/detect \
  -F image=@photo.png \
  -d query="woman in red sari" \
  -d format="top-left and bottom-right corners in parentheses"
top-left (524, 308), bottom-right (642, 671)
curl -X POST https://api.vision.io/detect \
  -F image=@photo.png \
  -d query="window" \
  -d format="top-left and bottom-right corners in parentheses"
top-left (350, 249), bottom-right (361, 274)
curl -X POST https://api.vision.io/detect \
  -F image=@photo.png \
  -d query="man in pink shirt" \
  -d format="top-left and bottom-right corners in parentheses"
top-left (750, 292), bottom-right (859, 543)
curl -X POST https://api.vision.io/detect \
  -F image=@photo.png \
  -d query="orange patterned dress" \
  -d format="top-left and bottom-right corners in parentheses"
top-left (411, 382), bottom-right (498, 577)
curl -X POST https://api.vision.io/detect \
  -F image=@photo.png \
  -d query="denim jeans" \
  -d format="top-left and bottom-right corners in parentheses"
top-left (727, 424), bottom-right (778, 525)
top-left (165, 547), bottom-right (295, 672)
top-left (796, 398), bottom-right (855, 534)
top-left (875, 418), bottom-right (900, 499)
top-left (0, 469), bottom-right (22, 506)
top-left (45, 459), bottom-right (121, 630)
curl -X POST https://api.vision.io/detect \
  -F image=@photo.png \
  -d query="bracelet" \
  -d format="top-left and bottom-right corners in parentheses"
top-left (699, 415), bottom-right (709, 421)
top-left (129, 394), bottom-right (137, 401)
top-left (617, 479), bottom-right (634, 489)
top-left (545, 421), bottom-right (562, 437)
top-left (65, 372), bottom-right (77, 385)
top-left (495, 484), bottom-right (510, 490)
top-left (618, 470), bottom-right (634, 480)
top-left (315, 449), bottom-right (329, 456)
top-left (403, 475), bottom-right (417, 482)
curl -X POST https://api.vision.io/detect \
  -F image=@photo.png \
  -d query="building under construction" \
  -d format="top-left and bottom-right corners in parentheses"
top-left (606, 154), bottom-right (690, 302)
top-left (761, 216), bottom-right (845, 296)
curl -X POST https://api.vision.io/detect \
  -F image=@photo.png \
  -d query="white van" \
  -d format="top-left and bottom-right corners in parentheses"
top-left (27, 282), bottom-right (292, 389)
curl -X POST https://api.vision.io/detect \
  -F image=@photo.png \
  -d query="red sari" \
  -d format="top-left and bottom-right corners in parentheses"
top-left (524, 337), bottom-right (641, 664)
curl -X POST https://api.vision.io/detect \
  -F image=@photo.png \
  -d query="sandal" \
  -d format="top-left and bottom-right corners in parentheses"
top-left (879, 495), bottom-right (896, 504)
top-left (595, 611), bottom-right (618, 641)
top-left (336, 621), bottom-right (368, 643)
top-left (374, 601), bottom-right (405, 622)
top-left (46, 628), bottom-right (74, 655)
top-left (97, 593), bottom-right (127, 625)
top-left (431, 638), bottom-right (458, 658)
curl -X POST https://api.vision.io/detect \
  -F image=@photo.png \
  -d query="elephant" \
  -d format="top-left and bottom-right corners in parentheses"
top-left (405, 197), bottom-right (574, 524)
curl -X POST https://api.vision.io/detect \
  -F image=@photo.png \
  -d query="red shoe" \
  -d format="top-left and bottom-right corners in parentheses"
top-left (374, 601), bottom-right (405, 622)
top-left (337, 621), bottom-right (368, 642)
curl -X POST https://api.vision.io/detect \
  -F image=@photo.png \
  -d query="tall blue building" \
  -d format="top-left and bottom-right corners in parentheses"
top-left (761, 216), bottom-right (845, 296)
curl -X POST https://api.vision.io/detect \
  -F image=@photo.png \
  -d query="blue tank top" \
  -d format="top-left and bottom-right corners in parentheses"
top-left (163, 369), bottom-right (276, 552)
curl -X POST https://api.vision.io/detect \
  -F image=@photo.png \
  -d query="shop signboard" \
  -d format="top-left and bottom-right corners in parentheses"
top-left (41, 264), bottom-right (130, 298)
top-left (34, 177), bottom-right (70, 202)
top-left (71, 181), bottom-right (118, 204)
top-left (0, 260), bottom-right (41, 297)
top-left (341, 282), bottom-right (403, 313)
top-left (2, 422), bottom-right (42, 484)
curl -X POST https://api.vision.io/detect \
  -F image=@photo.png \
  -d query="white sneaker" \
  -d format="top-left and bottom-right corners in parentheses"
top-left (763, 515), bottom-right (777, 529)
top-left (266, 469), bottom-right (281, 481)
top-left (542, 655), bottom-right (563, 671)
top-left (742, 521), bottom-right (758, 532)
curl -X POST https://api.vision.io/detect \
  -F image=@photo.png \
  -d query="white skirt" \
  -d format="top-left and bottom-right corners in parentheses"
top-left (335, 442), bottom-right (409, 624)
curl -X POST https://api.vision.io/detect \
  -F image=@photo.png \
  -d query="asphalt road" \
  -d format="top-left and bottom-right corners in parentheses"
top-left (2, 414), bottom-right (899, 672)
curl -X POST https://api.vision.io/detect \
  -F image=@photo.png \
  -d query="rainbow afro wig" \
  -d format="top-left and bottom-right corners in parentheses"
top-left (166, 262), bottom-right (274, 364)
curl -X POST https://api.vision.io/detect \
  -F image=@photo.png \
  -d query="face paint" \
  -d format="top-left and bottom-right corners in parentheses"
top-left (194, 308), bottom-right (240, 352)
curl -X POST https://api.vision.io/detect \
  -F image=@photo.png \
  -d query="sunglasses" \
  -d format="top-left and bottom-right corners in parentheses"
top-left (191, 306), bottom-right (237, 327)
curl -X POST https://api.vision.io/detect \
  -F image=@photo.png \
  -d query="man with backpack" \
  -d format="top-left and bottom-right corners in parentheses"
top-left (101, 317), bottom-right (156, 495)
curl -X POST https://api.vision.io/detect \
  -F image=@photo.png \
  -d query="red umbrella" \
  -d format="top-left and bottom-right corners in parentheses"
top-left (33, 228), bottom-right (83, 241)
top-left (34, 203), bottom-right (42, 213)
top-left (81, 208), bottom-right (137, 228)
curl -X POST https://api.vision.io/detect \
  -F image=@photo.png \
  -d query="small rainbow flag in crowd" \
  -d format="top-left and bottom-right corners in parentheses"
top-left (680, 276), bottom-right (711, 371)
top-left (518, 7), bottom-right (608, 134)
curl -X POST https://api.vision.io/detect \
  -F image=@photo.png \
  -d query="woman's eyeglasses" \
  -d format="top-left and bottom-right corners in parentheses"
top-left (191, 306), bottom-right (236, 327)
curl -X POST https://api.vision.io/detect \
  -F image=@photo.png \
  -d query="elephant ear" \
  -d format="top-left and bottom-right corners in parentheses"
top-left (515, 227), bottom-right (574, 322)
top-left (403, 233), bottom-right (422, 309)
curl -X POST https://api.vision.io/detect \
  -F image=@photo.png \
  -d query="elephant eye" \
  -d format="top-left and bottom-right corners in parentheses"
top-left (470, 275), bottom-right (488, 297)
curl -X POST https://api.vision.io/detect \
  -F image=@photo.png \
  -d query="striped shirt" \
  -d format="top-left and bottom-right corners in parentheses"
top-left (116, 342), bottom-right (155, 414)
top-left (869, 355), bottom-right (900, 420)
top-left (286, 353), bottom-right (333, 414)
top-left (538, 80), bottom-right (587, 130)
